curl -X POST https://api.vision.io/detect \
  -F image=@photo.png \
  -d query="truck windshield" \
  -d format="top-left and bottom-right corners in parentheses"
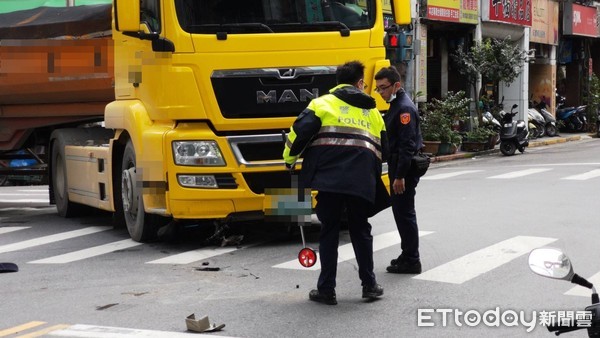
top-left (174, 0), bottom-right (376, 34)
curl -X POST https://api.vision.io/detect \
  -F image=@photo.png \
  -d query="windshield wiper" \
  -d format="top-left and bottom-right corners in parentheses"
top-left (295, 21), bottom-right (350, 36)
top-left (186, 23), bottom-right (274, 40)
top-left (220, 23), bottom-right (274, 33)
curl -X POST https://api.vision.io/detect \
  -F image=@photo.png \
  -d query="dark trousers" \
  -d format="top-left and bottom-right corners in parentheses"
top-left (390, 174), bottom-right (420, 262)
top-left (315, 191), bottom-right (376, 293)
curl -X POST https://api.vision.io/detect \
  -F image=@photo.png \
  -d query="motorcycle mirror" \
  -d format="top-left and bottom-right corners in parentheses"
top-left (511, 104), bottom-right (518, 109)
top-left (528, 247), bottom-right (574, 281)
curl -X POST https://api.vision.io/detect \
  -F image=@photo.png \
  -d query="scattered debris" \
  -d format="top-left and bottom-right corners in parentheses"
top-left (185, 314), bottom-right (225, 333)
top-left (220, 235), bottom-right (243, 247)
top-left (96, 303), bottom-right (119, 311)
top-left (121, 292), bottom-right (149, 297)
top-left (195, 267), bottom-right (220, 272)
top-left (202, 261), bottom-right (209, 266)
top-left (0, 262), bottom-right (18, 273)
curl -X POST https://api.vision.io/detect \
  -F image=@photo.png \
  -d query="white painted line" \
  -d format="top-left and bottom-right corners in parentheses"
top-left (29, 239), bottom-right (142, 264)
top-left (147, 246), bottom-right (239, 265)
top-left (565, 272), bottom-right (600, 297)
top-left (272, 230), bottom-right (434, 270)
top-left (0, 226), bottom-right (30, 235)
top-left (0, 226), bottom-right (110, 254)
top-left (0, 199), bottom-right (49, 203)
top-left (414, 236), bottom-right (557, 284)
top-left (487, 168), bottom-right (552, 179)
top-left (47, 324), bottom-right (232, 337)
top-left (421, 170), bottom-right (482, 180)
top-left (0, 193), bottom-right (47, 195)
top-left (562, 169), bottom-right (600, 181)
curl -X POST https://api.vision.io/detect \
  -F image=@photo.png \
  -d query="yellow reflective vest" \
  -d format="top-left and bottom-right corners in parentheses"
top-left (282, 84), bottom-right (388, 203)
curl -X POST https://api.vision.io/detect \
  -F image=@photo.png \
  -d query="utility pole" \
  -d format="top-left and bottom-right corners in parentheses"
top-left (66, 0), bottom-right (75, 6)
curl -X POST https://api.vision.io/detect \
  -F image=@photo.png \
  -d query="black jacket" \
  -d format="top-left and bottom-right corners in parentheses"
top-left (288, 85), bottom-right (389, 204)
top-left (384, 90), bottom-right (423, 179)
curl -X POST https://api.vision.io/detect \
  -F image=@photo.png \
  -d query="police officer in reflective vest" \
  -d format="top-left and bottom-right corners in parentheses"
top-left (374, 66), bottom-right (424, 274)
top-left (283, 61), bottom-right (389, 305)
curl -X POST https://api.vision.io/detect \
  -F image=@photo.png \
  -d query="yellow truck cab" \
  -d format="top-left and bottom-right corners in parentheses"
top-left (49, 0), bottom-right (410, 242)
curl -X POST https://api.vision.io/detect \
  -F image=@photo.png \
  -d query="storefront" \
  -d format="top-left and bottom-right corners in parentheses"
top-left (559, 3), bottom-right (599, 107)
top-left (480, 0), bottom-right (532, 117)
top-left (529, 0), bottom-right (559, 114)
top-left (415, 0), bottom-right (478, 102)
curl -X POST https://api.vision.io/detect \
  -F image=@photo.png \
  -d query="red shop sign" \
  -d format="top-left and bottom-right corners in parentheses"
top-left (488, 0), bottom-right (532, 26)
top-left (563, 3), bottom-right (599, 37)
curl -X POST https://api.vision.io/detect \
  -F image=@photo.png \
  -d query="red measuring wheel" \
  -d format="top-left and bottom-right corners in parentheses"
top-left (298, 247), bottom-right (317, 268)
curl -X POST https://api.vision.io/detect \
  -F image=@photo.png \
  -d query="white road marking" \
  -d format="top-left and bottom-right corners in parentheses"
top-left (564, 272), bottom-right (600, 297)
top-left (562, 169), bottom-right (600, 181)
top-left (421, 170), bottom-right (483, 180)
top-left (0, 199), bottom-right (49, 203)
top-left (272, 230), bottom-right (434, 270)
top-left (146, 246), bottom-right (239, 265)
top-left (29, 239), bottom-right (142, 264)
top-left (0, 227), bottom-right (110, 254)
top-left (487, 168), bottom-right (552, 179)
top-left (414, 236), bottom-right (557, 284)
top-left (47, 324), bottom-right (232, 337)
top-left (0, 226), bottom-right (30, 235)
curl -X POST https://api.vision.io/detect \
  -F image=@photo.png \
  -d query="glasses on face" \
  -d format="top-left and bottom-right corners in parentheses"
top-left (375, 84), bottom-right (393, 93)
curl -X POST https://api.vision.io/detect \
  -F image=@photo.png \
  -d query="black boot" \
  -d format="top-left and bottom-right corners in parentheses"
top-left (309, 289), bottom-right (337, 305)
top-left (362, 284), bottom-right (384, 299)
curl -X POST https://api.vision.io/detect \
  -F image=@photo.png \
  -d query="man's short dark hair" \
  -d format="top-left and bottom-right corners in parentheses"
top-left (374, 66), bottom-right (401, 84)
top-left (336, 60), bottom-right (364, 85)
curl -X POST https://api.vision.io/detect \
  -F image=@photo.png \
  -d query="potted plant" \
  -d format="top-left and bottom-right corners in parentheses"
top-left (462, 126), bottom-right (496, 152)
top-left (420, 92), bottom-right (468, 155)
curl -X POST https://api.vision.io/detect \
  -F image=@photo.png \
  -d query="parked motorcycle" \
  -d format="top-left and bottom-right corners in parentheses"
top-left (531, 98), bottom-right (558, 137)
top-left (528, 108), bottom-right (546, 138)
top-left (528, 247), bottom-right (600, 336)
top-left (556, 94), bottom-right (587, 132)
top-left (499, 104), bottom-right (529, 156)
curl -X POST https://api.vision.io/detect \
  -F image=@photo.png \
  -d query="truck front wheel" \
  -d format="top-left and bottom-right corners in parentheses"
top-left (120, 141), bottom-right (166, 242)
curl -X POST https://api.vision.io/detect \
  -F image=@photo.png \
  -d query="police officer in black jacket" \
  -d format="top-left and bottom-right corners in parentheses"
top-left (374, 66), bottom-right (424, 274)
top-left (283, 61), bottom-right (389, 305)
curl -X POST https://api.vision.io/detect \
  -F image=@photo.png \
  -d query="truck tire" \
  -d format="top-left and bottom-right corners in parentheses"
top-left (119, 140), bottom-right (166, 242)
top-left (51, 135), bottom-right (86, 217)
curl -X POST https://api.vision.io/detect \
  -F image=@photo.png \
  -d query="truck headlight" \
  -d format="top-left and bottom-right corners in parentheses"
top-left (173, 141), bottom-right (225, 166)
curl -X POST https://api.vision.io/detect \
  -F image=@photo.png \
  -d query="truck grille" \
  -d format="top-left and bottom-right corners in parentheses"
top-left (212, 67), bottom-right (337, 118)
top-left (227, 134), bottom-right (303, 167)
top-left (243, 171), bottom-right (294, 194)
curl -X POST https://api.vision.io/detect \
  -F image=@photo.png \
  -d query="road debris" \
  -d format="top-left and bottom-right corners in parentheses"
top-left (185, 314), bottom-right (225, 333)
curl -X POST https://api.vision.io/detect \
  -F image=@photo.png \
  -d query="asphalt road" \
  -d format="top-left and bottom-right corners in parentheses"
top-left (1, 136), bottom-right (599, 338)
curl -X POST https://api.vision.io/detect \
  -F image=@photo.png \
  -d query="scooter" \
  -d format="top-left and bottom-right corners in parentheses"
top-left (528, 247), bottom-right (600, 336)
top-left (556, 94), bottom-right (587, 132)
top-left (528, 108), bottom-right (546, 138)
top-left (499, 104), bottom-right (529, 156)
top-left (531, 98), bottom-right (558, 137)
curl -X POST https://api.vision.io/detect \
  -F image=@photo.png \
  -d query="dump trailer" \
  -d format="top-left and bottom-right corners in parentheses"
top-left (2, 0), bottom-right (410, 242)
top-left (0, 4), bottom-right (113, 184)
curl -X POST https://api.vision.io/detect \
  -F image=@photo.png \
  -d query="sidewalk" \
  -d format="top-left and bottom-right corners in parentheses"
top-left (431, 134), bottom-right (591, 163)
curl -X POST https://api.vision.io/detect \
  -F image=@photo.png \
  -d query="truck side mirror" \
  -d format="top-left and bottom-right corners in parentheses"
top-left (391, 0), bottom-right (411, 25)
top-left (115, 0), bottom-right (141, 32)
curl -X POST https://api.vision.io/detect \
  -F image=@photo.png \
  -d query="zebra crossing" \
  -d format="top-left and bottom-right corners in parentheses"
top-left (421, 165), bottom-right (600, 181)
top-left (0, 322), bottom-right (230, 338)
top-left (0, 224), bottom-right (591, 294)
top-left (1, 164), bottom-right (598, 291)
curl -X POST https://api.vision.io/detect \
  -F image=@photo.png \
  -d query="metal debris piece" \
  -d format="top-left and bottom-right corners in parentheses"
top-left (185, 314), bottom-right (225, 333)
